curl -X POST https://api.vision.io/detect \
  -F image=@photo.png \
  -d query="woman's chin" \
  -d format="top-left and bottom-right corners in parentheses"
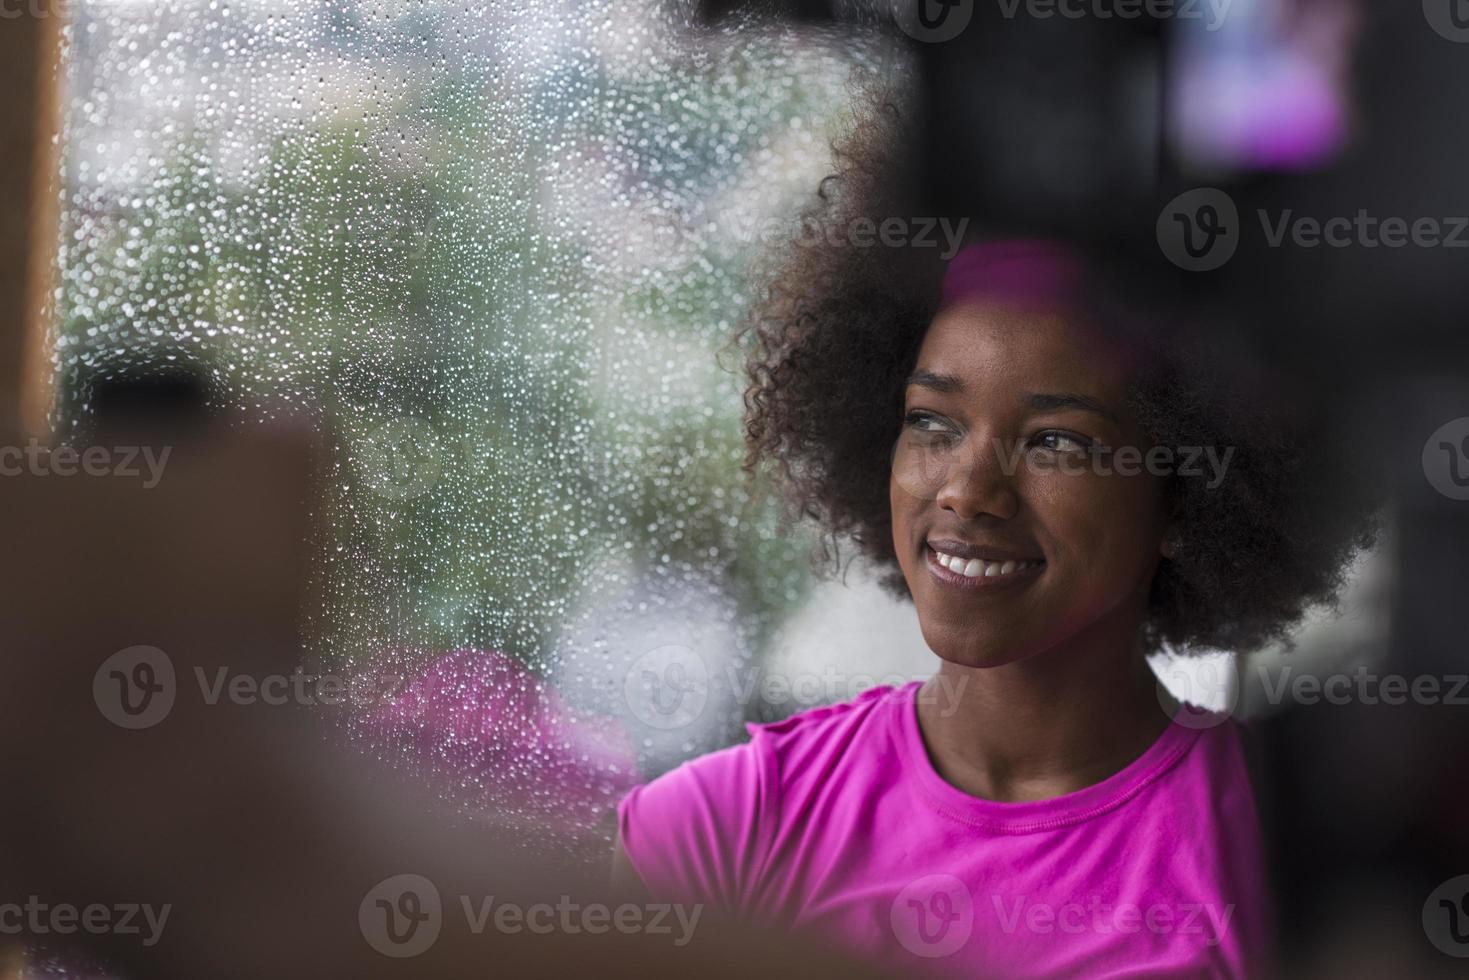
top-left (922, 631), bottom-right (1032, 670)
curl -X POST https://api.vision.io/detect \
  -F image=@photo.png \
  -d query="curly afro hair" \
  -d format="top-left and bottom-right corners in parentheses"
top-left (736, 98), bottom-right (1380, 656)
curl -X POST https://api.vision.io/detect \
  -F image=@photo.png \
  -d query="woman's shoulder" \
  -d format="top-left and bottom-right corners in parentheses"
top-left (615, 683), bottom-right (913, 907)
top-left (628, 680), bottom-right (912, 811)
top-left (744, 680), bottom-right (913, 781)
top-left (755, 680), bottom-right (913, 735)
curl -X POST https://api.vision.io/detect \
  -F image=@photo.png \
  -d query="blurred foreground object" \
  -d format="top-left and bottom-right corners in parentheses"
top-left (0, 420), bottom-right (892, 979)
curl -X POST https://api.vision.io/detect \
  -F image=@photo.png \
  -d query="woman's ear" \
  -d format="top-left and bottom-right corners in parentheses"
top-left (1160, 526), bottom-right (1181, 560)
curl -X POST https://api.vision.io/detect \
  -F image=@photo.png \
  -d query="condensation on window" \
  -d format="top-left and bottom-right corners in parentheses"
top-left (54, 0), bottom-right (917, 867)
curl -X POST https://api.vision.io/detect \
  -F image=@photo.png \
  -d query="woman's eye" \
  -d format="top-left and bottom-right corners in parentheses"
top-left (1032, 430), bottom-right (1095, 454)
top-left (903, 410), bottom-right (957, 437)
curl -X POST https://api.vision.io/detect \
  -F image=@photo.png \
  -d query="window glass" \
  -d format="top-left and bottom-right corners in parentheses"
top-left (55, 0), bottom-right (910, 864)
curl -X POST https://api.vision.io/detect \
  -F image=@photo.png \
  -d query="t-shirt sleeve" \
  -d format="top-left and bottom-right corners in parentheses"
top-left (616, 732), bottom-right (776, 914)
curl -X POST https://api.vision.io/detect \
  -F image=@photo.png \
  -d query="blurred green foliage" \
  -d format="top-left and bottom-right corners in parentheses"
top-left (55, 5), bottom-right (870, 725)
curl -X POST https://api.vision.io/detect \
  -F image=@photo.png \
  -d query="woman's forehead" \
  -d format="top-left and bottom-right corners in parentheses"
top-left (915, 300), bottom-right (1134, 393)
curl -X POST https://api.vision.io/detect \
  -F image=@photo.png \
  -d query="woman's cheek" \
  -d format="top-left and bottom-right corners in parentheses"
top-left (888, 475), bottom-right (920, 575)
top-left (1029, 469), bottom-right (1147, 565)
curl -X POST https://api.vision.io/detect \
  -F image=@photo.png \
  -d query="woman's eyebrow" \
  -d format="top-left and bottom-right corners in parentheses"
top-left (905, 369), bottom-right (964, 393)
top-left (1025, 392), bottom-right (1120, 424)
top-left (905, 375), bottom-right (1122, 425)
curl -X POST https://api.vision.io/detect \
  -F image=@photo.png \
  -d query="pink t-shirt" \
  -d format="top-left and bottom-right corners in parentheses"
top-left (617, 681), bottom-right (1270, 979)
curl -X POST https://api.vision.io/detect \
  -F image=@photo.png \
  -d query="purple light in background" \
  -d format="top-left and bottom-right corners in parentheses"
top-left (1175, 58), bottom-right (1347, 171)
top-left (1170, 0), bottom-right (1359, 173)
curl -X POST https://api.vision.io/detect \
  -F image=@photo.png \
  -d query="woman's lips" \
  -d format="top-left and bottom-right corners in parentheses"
top-left (924, 544), bottom-right (1044, 592)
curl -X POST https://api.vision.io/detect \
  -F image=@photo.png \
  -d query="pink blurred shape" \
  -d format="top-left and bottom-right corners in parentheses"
top-left (358, 648), bottom-right (641, 860)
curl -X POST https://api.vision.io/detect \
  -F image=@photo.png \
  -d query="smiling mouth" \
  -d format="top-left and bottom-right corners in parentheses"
top-left (925, 545), bottom-right (1044, 589)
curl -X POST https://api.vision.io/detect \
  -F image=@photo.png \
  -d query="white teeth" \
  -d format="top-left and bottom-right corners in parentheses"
top-left (932, 549), bottom-right (1041, 580)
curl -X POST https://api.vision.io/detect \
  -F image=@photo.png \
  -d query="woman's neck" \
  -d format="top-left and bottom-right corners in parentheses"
top-left (915, 608), bottom-right (1169, 804)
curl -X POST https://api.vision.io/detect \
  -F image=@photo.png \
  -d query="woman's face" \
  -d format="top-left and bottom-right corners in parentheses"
top-left (890, 300), bottom-right (1171, 668)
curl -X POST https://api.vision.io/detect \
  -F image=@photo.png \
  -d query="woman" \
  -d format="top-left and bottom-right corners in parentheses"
top-left (612, 110), bottom-right (1375, 979)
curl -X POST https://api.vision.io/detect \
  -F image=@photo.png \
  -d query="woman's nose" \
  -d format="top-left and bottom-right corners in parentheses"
top-left (936, 434), bottom-right (1021, 522)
